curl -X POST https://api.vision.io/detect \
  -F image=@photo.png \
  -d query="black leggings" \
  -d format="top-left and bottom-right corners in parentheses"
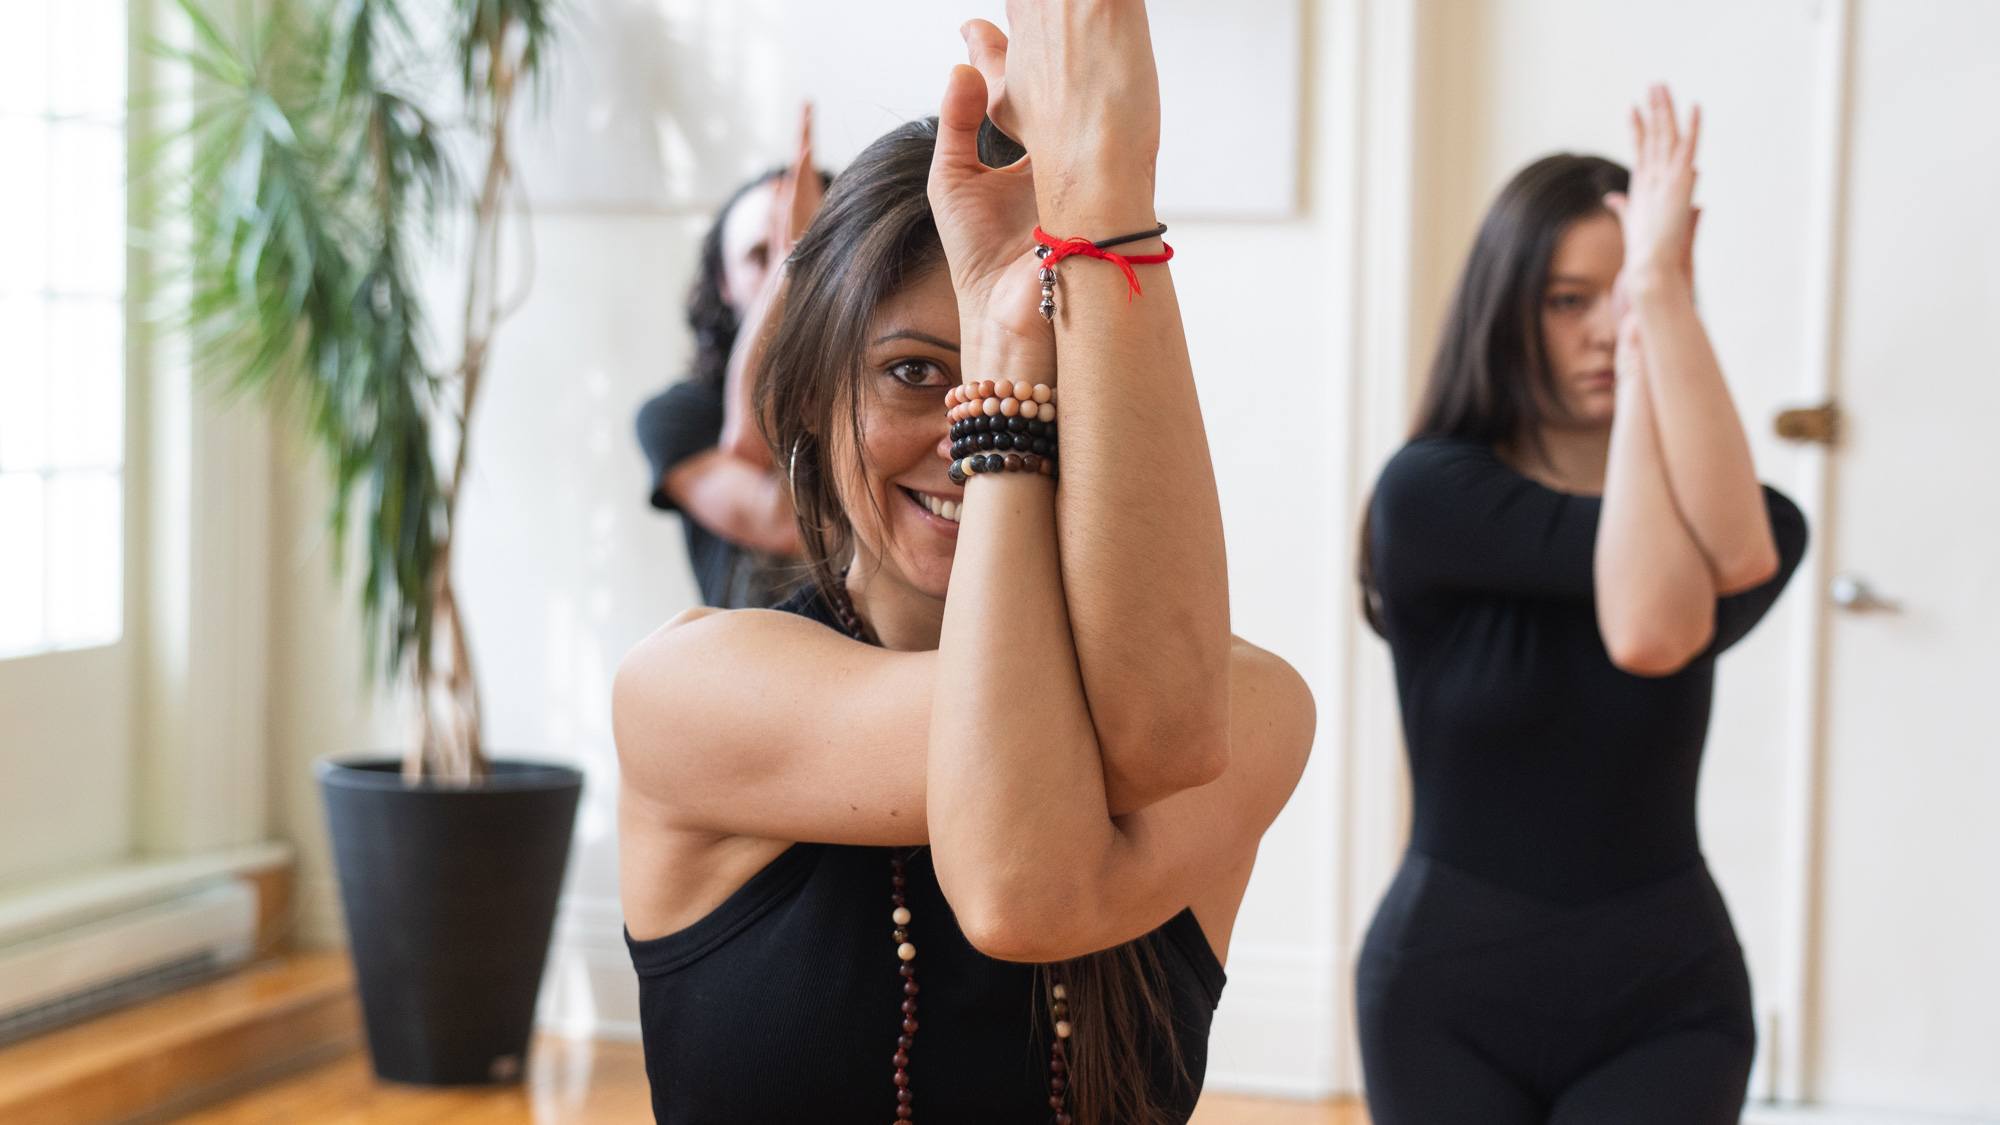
top-left (1357, 854), bottom-right (1755, 1125)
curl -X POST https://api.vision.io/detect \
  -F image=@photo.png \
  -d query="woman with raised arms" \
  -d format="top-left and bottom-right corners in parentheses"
top-left (613, 5), bottom-right (1314, 1124)
top-left (1358, 89), bottom-right (1808, 1124)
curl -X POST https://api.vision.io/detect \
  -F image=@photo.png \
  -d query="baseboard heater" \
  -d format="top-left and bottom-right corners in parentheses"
top-left (0, 872), bottom-right (258, 1047)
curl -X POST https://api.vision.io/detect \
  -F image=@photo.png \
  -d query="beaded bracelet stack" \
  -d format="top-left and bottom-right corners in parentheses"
top-left (946, 380), bottom-right (1059, 485)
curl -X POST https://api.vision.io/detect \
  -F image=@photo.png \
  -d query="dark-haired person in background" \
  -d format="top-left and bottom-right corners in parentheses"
top-left (636, 111), bottom-right (829, 608)
top-left (1358, 88), bottom-right (1807, 1124)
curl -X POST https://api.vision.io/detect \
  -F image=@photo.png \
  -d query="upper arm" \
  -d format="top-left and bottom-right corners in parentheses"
top-left (662, 449), bottom-right (801, 557)
top-left (637, 381), bottom-right (725, 510)
top-left (613, 608), bottom-right (937, 846)
top-left (1709, 486), bottom-right (1810, 654)
top-left (1373, 439), bottom-right (1599, 602)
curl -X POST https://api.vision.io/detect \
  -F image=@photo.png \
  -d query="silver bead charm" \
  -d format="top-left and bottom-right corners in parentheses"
top-left (1036, 245), bottom-right (1057, 320)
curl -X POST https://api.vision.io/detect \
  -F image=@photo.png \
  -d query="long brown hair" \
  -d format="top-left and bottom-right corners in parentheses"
top-left (758, 117), bottom-right (1195, 1125)
top-left (1359, 153), bottom-right (1630, 634)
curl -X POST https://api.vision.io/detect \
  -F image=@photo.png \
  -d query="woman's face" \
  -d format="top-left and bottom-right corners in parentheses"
top-left (830, 265), bottom-right (963, 601)
top-left (718, 180), bottom-right (779, 315)
top-left (1539, 211), bottom-right (1624, 427)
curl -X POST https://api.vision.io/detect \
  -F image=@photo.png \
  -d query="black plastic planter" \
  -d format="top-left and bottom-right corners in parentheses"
top-left (317, 756), bottom-right (583, 1085)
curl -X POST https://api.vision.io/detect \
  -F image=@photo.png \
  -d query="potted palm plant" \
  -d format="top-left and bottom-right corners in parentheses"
top-left (160, 0), bottom-right (579, 1084)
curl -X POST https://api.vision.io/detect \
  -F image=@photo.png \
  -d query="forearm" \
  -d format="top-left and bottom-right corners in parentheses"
top-left (718, 281), bottom-right (784, 467)
top-left (1038, 195), bottom-right (1231, 797)
top-left (927, 456), bottom-right (1123, 959)
top-left (1628, 265), bottom-right (1777, 591)
top-left (1596, 363), bottom-right (1716, 674)
top-left (665, 452), bottom-right (802, 556)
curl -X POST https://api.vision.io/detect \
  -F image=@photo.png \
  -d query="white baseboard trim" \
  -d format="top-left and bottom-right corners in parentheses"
top-left (1746, 1105), bottom-right (2000, 1125)
top-left (1200, 942), bottom-right (1343, 1098)
top-left (0, 843), bottom-right (291, 947)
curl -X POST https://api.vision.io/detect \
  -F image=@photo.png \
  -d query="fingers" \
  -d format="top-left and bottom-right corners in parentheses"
top-left (962, 19), bottom-right (1009, 100)
top-left (793, 102), bottom-right (813, 163)
top-left (1680, 103), bottom-right (1702, 169)
top-left (1603, 191), bottom-right (1629, 220)
top-left (1652, 85), bottom-right (1680, 159)
top-left (1681, 206), bottom-right (1701, 283)
top-left (935, 63), bottom-right (991, 169)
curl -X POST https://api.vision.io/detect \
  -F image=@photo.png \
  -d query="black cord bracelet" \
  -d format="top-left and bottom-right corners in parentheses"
top-left (1091, 222), bottom-right (1168, 250)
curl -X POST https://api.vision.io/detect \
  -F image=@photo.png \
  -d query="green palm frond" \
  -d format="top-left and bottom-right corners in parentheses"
top-left (161, 0), bottom-right (447, 680)
top-left (151, 0), bottom-right (559, 774)
top-left (457, 0), bottom-right (557, 108)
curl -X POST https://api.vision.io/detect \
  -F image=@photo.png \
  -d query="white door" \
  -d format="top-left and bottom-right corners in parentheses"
top-left (1808, 0), bottom-right (2000, 1114)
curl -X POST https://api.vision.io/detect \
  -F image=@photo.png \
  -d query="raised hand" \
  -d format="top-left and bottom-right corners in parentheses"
top-left (1605, 85), bottom-right (1700, 289)
top-left (962, 4), bottom-right (1161, 232)
top-left (768, 103), bottom-right (824, 265)
top-left (718, 104), bottom-right (825, 470)
top-left (928, 62), bottom-right (1052, 369)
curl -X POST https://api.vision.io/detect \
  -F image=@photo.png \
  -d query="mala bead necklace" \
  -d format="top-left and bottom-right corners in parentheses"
top-left (835, 564), bottom-right (1073, 1122)
top-left (890, 851), bottom-right (920, 1121)
top-left (886, 851), bottom-right (1073, 1125)
top-left (826, 582), bottom-right (877, 646)
top-left (1048, 981), bottom-right (1073, 1124)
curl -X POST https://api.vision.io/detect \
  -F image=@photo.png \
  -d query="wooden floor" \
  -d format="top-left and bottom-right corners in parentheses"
top-left (163, 1036), bottom-right (1366, 1124)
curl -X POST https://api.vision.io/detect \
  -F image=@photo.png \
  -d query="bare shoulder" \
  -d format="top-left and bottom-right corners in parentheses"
top-left (616, 603), bottom-right (853, 706)
top-left (613, 603), bottom-right (936, 831)
top-left (612, 605), bottom-right (839, 795)
top-left (1227, 636), bottom-right (1316, 808)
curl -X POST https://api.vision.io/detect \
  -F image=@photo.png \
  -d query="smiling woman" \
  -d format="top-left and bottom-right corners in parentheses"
top-left (608, 6), bottom-right (1315, 1123)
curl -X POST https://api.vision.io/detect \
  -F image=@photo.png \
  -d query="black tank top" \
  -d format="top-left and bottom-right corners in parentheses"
top-left (1369, 436), bottom-right (1809, 904)
top-left (626, 585), bottom-right (1228, 1124)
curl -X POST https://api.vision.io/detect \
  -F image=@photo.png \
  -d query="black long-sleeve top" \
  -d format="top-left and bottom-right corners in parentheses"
top-left (1369, 436), bottom-right (1809, 904)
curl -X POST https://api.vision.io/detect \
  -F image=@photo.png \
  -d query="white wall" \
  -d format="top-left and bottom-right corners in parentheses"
top-left (251, 0), bottom-right (2000, 1113)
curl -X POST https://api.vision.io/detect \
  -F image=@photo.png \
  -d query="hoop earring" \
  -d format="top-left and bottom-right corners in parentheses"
top-left (788, 435), bottom-right (807, 497)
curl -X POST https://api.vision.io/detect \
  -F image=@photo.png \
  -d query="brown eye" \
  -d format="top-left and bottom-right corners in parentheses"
top-left (887, 360), bottom-right (947, 388)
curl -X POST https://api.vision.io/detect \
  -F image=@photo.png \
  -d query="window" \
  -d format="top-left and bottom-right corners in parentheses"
top-left (0, 0), bottom-right (127, 659)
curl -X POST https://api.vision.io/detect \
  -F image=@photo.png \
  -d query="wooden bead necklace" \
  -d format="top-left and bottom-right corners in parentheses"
top-left (887, 849), bottom-right (1072, 1125)
top-left (831, 586), bottom-right (1074, 1124)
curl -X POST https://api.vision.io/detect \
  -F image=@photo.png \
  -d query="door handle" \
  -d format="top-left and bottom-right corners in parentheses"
top-left (1830, 573), bottom-right (1900, 613)
top-left (1774, 403), bottom-right (1842, 446)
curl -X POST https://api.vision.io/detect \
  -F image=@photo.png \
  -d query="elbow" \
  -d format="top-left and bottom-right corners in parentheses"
top-left (1102, 721), bottom-right (1229, 808)
top-left (716, 424), bottom-right (760, 465)
top-left (1604, 616), bottom-right (1714, 677)
top-left (953, 890), bottom-right (1102, 964)
top-left (1713, 540), bottom-right (1780, 597)
top-left (1177, 735), bottom-right (1231, 790)
top-left (955, 909), bottom-right (1050, 964)
top-left (1150, 724), bottom-right (1230, 791)
top-left (941, 870), bottom-right (1091, 963)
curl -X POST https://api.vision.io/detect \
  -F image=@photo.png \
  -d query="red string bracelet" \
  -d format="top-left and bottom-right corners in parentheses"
top-left (1033, 225), bottom-right (1174, 320)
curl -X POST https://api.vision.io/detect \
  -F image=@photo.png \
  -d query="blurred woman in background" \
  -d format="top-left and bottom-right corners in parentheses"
top-left (1358, 88), bottom-right (1807, 1124)
top-left (635, 112), bottom-right (827, 608)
